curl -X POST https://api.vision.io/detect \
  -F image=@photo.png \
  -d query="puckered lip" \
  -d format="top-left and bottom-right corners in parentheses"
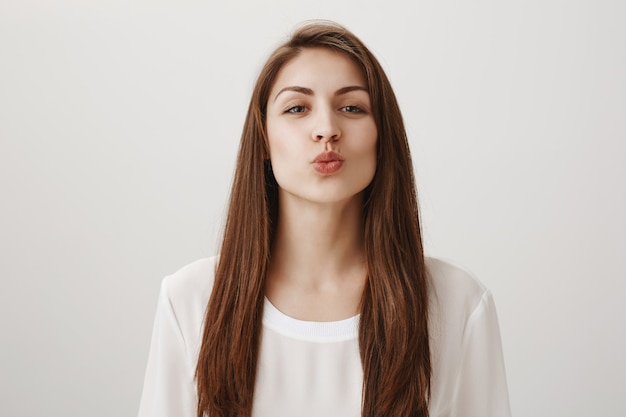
top-left (312, 151), bottom-right (345, 163)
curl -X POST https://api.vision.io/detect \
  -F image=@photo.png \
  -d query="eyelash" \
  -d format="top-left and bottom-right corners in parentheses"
top-left (284, 105), bottom-right (366, 114)
top-left (286, 105), bottom-right (307, 113)
top-left (341, 105), bottom-right (365, 113)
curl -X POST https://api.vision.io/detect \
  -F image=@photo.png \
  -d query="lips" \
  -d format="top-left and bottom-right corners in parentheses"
top-left (312, 151), bottom-right (344, 175)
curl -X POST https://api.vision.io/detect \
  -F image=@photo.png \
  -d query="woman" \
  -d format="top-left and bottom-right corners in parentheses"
top-left (139, 21), bottom-right (511, 417)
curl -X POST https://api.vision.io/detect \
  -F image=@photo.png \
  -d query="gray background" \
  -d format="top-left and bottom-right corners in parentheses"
top-left (1, 0), bottom-right (624, 416)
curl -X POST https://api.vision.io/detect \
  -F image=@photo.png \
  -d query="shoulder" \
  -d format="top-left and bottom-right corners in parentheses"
top-left (161, 256), bottom-right (217, 307)
top-left (425, 256), bottom-right (488, 313)
top-left (424, 258), bottom-right (511, 414)
top-left (158, 256), bottom-right (218, 353)
top-left (425, 256), bottom-right (497, 340)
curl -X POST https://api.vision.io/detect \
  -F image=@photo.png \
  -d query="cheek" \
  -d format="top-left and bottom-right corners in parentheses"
top-left (266, 123), bottom-right (303, 183)
top-left (267, 125), bottom-right (295, 161)
top-left (360, 124), bottom-right (378, 180)
top-left (353, 122), bottom-right (378, 160)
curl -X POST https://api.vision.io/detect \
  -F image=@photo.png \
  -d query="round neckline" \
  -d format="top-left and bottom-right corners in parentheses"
top-left (262, 297), bottom-right (359, 342)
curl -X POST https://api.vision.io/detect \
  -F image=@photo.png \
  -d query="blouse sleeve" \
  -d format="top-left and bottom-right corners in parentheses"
top-left (138, 278), bottom-right (198, 417)
top-left (450, 290), bottom-right (512, 417)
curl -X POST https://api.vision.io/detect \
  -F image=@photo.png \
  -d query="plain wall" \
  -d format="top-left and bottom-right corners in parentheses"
top-left (1, 1), bottom-right (624, 416)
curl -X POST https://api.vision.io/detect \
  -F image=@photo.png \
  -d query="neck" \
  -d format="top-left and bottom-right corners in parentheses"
top-left (265, 191), bottom-right (368, 321)
top-left (270, 191), bottom-right (366, 288)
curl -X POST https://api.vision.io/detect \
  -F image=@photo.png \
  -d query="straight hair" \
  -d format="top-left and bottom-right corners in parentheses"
top-left (196, 21), bottom-right (430, 417)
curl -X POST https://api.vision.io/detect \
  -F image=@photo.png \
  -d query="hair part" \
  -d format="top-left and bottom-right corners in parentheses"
top-left (196, 20), bottom-right (430, 417)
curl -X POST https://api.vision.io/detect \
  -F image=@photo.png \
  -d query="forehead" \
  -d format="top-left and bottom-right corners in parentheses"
top-left (270, 47), bottom-right (367, 95)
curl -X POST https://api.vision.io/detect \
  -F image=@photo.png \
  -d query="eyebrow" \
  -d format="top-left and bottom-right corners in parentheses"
top-left (273, 85), bottom-right (369, 102)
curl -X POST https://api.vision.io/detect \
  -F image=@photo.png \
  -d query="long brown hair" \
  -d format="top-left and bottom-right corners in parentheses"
top-left (196, 21), bottom-right (430, 417)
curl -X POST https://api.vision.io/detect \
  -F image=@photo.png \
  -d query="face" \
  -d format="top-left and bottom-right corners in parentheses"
top-left (265, 48), bottom-right (378, 206)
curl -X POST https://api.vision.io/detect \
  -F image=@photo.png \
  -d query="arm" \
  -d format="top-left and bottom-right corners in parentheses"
top-left (450, 290), bottom-right (512, 417)
top-left (138, 277), bottom-right (198, 417)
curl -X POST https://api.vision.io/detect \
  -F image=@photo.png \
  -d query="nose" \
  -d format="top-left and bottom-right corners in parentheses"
top-left (312, 109), bottom-right (341, 142)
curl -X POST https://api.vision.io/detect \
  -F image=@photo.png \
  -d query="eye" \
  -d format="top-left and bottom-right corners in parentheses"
top-left (285, 105), bottom-right (307, 114)
top-left (341, 105), bottom-right (366, 113)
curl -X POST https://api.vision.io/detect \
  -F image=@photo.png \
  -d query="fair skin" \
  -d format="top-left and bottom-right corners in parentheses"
top-left (264, 47), bottom-right (378, 321)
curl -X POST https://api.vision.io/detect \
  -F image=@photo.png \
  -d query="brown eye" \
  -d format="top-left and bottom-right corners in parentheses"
top-left (341, 105), bottom-right (365, 113)
top-left (286, 105), bottom-right (307, 113)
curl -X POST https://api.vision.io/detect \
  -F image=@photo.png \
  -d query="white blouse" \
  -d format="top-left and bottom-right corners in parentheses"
top-left (138, 257), bottom-right (511, 417)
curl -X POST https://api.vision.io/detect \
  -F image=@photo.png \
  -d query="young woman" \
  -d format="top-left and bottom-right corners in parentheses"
top-left (139, 21), bottom-right (511, 417)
